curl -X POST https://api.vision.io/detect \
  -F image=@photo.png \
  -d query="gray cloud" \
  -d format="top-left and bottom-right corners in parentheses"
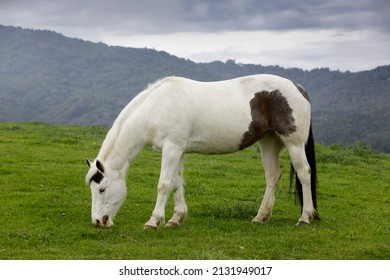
top-left (1, 0), bottom-right (389, 34)
top-left (1, 0), bottom-right (389, 71)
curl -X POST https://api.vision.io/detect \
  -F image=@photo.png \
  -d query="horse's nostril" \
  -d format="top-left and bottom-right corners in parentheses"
top-left (95, 219), bottom-right (101, 225)
top-left (102, 215), bottom-right (109, 226)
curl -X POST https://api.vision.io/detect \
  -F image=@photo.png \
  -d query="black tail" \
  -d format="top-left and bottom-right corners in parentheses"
top-left (290, 125), bottom-right (319, 219)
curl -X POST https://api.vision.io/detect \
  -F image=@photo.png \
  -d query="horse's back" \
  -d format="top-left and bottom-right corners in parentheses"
top-left (130, 74), bottom-right (311, 154)
top-left (154, 74), bottom-right (307, 104)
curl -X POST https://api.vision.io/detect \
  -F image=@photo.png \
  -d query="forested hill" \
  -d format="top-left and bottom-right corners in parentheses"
top-left (1, 25), bottom-right (389, 152)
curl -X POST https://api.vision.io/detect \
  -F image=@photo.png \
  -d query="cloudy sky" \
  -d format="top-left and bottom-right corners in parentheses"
top-left (1, 0), bottom-right (389, 71)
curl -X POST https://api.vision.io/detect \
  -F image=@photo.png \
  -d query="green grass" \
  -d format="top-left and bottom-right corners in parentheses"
top-left (0, 122), bottom-right (389, 259)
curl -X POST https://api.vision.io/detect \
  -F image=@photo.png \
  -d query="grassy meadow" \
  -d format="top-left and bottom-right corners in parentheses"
top-left (0, 122), bottom-right (389, 259)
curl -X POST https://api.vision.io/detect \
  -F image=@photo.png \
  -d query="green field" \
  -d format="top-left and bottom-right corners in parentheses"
top-left (0, 122), bottom-right (389, 259)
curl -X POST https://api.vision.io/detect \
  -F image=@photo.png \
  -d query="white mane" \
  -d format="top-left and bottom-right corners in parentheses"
top-left (97, 78), bottom-right (168, 161)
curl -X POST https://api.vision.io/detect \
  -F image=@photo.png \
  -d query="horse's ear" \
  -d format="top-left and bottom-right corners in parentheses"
top-left (96, 159), bottom-right (105, 173)
top-left (86, 159), bottom-right (92, 168)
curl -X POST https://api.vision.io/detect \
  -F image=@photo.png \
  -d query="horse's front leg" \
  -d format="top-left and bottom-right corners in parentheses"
top-left (144, 141), bottom-right (187, 230)
top-left (166, 161), bottom-right (187, 227)
top-left (144, 183), bottom-right (170, 230)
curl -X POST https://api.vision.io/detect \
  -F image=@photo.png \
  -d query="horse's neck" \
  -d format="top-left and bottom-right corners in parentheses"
top-left (98, 121), bottom-right (145, 172)
top-left (97, 91), bottom-right (152, 171)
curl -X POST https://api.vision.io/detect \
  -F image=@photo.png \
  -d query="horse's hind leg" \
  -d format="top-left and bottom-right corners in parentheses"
top-left (252, 133), bottom-right (283, 223)
top-left (285, 143), bottom-right (315, 225)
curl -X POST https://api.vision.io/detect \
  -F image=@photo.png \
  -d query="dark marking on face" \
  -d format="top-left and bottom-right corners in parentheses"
top-left (239, 90), bottom-right (296, 150)
top-left (293, 82), bottom-right (310, 102)
top-left (90, 171), bottom-right (104, 184)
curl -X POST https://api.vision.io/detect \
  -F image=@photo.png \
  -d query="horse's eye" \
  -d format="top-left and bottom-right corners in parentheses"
top-left (99, 188), bottom-right (105, 193)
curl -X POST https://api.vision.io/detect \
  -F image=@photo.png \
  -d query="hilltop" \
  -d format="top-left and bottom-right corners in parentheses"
top-left (0, 25), bottom-right (389, 151)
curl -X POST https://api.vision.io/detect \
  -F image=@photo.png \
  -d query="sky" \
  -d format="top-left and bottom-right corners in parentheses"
top-left (1, 0), bottom-right (389, 72)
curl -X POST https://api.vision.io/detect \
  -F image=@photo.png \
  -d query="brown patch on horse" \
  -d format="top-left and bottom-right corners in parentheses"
top-left (239, 90), bottom-right (296, 150)
top-left (293, 83), bottom-right (310, 102)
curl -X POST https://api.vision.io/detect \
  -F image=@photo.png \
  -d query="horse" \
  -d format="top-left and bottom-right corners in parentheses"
top-left (85, 74), bottom-right (319, 229)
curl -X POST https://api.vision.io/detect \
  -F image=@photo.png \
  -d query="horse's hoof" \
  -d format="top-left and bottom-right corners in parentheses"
top-left (297, 220), bottom-right (309, 226)
top-left (165, 221), bottom-right (180, 228)
top-left (143, 224), bottom-right (158, 231)
top-left (252, 215), bottom-right (268, 224)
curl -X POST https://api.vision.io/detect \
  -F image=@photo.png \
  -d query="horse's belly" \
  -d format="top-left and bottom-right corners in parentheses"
top-left (186, 114), bottom-right (251, 154)
top-left (186, 136), bottom-right (244, 154)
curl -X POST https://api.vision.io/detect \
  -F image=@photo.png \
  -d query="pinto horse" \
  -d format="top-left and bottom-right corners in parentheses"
top-left (85, 74), bottom-right (319, 229)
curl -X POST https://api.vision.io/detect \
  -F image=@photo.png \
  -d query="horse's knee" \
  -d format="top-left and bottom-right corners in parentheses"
top-left (158, 183), bottom-right (170, 193)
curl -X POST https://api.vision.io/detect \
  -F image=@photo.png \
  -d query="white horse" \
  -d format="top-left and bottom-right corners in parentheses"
top-left (85, 74), bottom-right (319, 229)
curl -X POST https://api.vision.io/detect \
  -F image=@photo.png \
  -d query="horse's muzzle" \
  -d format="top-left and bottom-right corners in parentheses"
top-left (94, 215), bottom-right (112, 228)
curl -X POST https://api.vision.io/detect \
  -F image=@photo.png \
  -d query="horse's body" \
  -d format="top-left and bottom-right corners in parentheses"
top-left (86, 74), bottom-right (318, 228)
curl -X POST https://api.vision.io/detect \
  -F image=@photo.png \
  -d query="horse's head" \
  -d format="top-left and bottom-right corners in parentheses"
top-left (85, 159), bottom-right (127, 228)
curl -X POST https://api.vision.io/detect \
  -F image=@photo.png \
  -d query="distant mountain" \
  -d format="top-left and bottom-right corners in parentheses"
top-left (1, 25), bottom-right (389, 152)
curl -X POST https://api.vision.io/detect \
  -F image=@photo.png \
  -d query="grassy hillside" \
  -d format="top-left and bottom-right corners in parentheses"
top-left (0, 123), bottom-right (389, 259)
